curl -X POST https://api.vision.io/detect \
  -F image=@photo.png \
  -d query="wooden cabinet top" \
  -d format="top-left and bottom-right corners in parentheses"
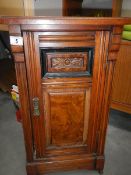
top-left (0, 16), bottom-right (131, 26)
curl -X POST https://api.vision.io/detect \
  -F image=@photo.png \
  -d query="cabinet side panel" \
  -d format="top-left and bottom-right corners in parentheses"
top-left (15, 62), bottom-right (34, 161)
top-left (9, 24), bottom-right (34, 162)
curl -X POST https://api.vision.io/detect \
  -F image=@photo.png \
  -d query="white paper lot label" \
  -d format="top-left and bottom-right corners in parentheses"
top-left (10, 36), bottom-right (23, 46)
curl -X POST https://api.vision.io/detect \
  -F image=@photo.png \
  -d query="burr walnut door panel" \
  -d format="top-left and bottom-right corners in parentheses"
top-left (42, 78), bottom-right (91, 149)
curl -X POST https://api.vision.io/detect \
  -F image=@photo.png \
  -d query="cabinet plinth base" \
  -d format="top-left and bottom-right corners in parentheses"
top-left (26, 155), bottom-right (104, 175)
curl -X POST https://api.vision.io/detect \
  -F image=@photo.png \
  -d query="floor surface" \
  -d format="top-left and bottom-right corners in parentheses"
top-left (0, 92), bottom-right (131, 175)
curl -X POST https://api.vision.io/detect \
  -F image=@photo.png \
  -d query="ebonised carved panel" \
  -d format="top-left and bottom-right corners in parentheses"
top-left (40, 47), bottom-right (94, 78)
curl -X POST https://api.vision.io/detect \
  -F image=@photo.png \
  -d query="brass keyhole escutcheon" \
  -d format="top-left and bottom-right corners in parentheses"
top-left (33, 97), bottom-right (40, 117)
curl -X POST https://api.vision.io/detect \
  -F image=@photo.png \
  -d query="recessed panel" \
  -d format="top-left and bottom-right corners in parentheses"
top-left (50, 91), bottom-right (85, 147)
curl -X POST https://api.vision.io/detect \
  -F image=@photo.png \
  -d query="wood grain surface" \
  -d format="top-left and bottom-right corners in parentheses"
top-left (46, 52), bottom-right (88, 73)
top-left (42, 78), bottom-right (91, 148)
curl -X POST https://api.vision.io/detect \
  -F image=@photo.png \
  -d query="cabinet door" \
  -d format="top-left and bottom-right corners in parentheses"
top-left (23, 30), bottom-right (110, 163)
top-left (43, 78), bottom-right (91, 149)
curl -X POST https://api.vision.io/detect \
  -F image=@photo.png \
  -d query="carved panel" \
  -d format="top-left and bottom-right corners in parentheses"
top-left (47, 52), bottom-right (88, 72)
top-left (40, 47), bottom-right (94, 77)
top-left (52, 57), bottom-right (83, 68)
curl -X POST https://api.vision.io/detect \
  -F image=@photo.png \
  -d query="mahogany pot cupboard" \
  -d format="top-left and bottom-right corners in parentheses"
top-left (0, 17), bottom-right (131, 175)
